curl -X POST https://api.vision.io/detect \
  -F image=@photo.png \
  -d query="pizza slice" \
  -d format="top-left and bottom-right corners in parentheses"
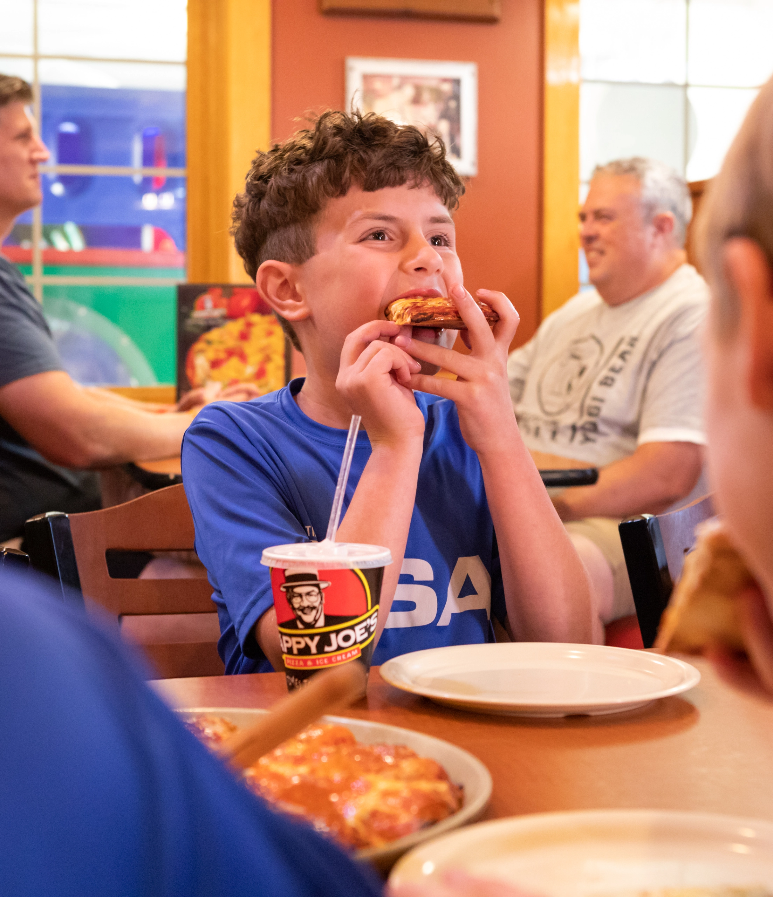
top-left (654, 519), bottom-right (754, 654)
top-left (384, 296), bottom-right (499, 329)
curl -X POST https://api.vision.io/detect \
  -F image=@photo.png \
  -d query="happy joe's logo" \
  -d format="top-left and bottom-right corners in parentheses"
top-left (271, 566), bottom-right (382, 672)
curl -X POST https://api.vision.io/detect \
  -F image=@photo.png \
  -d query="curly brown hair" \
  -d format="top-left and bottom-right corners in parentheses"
top-left (0, 74), bottom-right (33, 109)
top-left (231, 110), bottom-right (465, 350)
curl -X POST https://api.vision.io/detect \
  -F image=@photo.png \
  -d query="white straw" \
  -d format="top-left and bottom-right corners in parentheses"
top-left (325, 414), bottom-right (361, 543)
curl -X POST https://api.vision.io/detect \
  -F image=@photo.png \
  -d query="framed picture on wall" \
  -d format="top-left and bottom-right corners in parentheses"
top-left (345, 57), bottom-right (478, 176)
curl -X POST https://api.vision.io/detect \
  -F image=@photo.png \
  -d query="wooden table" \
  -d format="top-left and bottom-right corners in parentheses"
top-left (155, 659), bottom-right (773, 824)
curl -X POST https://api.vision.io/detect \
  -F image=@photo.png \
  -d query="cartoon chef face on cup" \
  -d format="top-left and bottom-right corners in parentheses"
top-left (280, 569), bottom-right (332, 629)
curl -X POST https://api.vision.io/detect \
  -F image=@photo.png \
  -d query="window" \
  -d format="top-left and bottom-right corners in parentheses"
top-left (579, 0), bottom-right (773, 285)
top-left (1, 0), bottom-right (187, 385)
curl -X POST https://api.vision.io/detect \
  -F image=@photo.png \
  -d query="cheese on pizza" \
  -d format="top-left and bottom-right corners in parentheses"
top-left (384, 296), bottom-right (499, 329)
top-left (189, 717), bottom-right (463, 850)
top-left (184, 713), bottom-right (240, 749)
top-left (186, 312), bottom-right (285, 395)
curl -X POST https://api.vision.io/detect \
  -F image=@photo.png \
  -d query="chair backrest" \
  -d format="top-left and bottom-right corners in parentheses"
top-left (619, 494), bottom-right (715, 648)
top-left (0, 547), bottom-right (30, 569)
top-left (25, 484), bottom-right (223, 677)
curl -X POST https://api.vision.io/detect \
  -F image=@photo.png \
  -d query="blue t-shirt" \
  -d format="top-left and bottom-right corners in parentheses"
top-left (182, 379), bottom-right (505, 674)
top-left (0, 566), bottom-right (382, 897)
top-left (0, 255), bottom-right (100, 540)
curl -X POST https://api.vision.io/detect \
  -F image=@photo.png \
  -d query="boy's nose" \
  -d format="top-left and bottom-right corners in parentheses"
top-left (403, 236), bottom-right (443, 273)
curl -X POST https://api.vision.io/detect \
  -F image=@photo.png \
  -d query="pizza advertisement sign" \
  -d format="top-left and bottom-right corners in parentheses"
top-left (176, 284), bottom-right (291, 399)
top-left (269, 565), bottom-right (384, 689)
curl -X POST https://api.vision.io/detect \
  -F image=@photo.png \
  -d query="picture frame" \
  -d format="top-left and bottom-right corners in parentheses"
top-left (345, 57), bottom-right (478, 176)
top-left (321, 0), bottom-right (501, 22)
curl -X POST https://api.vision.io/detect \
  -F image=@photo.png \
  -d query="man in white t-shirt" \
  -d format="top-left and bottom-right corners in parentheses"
top-left (508, 158), bottom-right (709, 629)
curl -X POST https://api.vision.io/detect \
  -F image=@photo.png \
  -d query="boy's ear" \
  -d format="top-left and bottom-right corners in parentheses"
top-left (255, 260), bottom-right (310, 323)
top-left (724, 237), bottom-right (773, 411)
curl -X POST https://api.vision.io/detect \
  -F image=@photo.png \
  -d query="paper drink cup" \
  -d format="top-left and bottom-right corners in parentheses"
top-left (261, 541), bottom-right (392, 691)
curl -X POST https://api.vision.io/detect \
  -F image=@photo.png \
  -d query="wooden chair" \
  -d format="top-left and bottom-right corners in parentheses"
top-left (618, 494), bottom-right (715, 648)
top-left (24, 484), bottom-right (223, 678)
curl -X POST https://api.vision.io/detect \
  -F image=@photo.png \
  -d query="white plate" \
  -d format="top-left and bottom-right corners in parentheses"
top-left (389, 809), bottom-right (773, 894)
top-left (178, 707), bottom-right (492, 872)
top-left (380, 643), bottom-right (701, 717)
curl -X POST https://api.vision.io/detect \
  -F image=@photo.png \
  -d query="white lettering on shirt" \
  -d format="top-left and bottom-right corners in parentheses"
top-left (438, 556), bottom-right (491, 626)
top-left (384, 558), bottom-right (438, 629)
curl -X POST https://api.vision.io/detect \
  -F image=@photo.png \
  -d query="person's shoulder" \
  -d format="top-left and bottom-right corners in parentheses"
top-left (0, 254), bottom-right (25, 282)
top-left (190, 384), bottom-right (289, 431)
top-left (540, 288), bottom-right (603, 330)
top-left (657, 264), bottom-right (710, 308)
top-left (0, 255), bottom-right (42, 311)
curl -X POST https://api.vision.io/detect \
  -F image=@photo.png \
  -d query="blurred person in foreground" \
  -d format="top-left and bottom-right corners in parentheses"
top-left (0, 74), bottom-right (257, 544)
top-left (691, 72), bottom-right (773, 699)
top-left (507, 158), bottom-right (708, 630)
top-left (0, 564), bottom-right (382, 897)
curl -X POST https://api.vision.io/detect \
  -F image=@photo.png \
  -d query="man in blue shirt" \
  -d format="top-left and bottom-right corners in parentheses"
top-left (0, 74), bottom-right (256, 543)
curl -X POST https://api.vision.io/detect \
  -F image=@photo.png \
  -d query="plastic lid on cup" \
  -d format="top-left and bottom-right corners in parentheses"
top-left (261, 539), bottom-right (392, 570)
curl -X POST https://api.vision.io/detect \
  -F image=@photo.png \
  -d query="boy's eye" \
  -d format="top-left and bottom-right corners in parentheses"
top-left (366, 230), bottom-right (389, 241)
top-left (429, 234), bottom-right (451, 247)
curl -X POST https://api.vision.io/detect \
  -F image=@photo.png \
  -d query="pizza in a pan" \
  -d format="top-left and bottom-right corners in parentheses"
top-left (654, 519), bottom-right (755, 654)
top-left (384, 296), bottom-right (499, 329)
top-left (186, 716), bottom-right (463, 850)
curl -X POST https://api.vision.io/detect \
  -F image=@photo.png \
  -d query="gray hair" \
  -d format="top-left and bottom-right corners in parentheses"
top-left (695, 75), bottom-right (773, 332)
top-left (592, 157), bottom-right (692, 247)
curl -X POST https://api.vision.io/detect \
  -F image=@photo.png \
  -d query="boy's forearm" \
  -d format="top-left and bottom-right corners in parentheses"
top-left (477, 421), bottom-right (596, 644)
top-left (335, 439), bottom-right (424, 641)
top-left (255, 606), bottom-right (284, 670)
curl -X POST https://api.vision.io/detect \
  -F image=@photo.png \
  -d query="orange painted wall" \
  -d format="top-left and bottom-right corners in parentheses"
top-left (271, 0), bottom-right (544, 347)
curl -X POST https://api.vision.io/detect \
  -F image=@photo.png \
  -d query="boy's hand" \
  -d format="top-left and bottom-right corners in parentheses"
top-left (336, 320), bottom-right (425, 446)
top-left (394, 285), bottom-right (520, 454)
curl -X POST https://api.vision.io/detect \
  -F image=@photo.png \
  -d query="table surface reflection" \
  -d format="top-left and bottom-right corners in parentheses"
top-left (155, 658), bottom-right (773, 824)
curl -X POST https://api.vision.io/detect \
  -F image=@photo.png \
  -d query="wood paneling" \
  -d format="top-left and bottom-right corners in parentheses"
top-left (686, 178), bottom-right (711, 272)
top-left (186, 0), bottom-right (271, 283)
top-left (319, 0), bottom-right (501, 21)
top-left (107, 386), bottom-right (176, 404)
top-left (542, 0), bottom-right (581, 318)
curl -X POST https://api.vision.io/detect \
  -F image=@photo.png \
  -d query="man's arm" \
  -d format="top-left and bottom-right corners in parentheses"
top-left (86, 382), bottom-right (261, 414)
top-left (0, 370), bottom-right (197, 468)
top-left (550, 441), bottom-right (704, 521)
top-left (528, 448), bottom-right (590, 471)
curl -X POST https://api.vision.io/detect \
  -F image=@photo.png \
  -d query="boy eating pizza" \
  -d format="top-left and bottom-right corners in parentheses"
top-left (182, 111), bottom-right (596, 673)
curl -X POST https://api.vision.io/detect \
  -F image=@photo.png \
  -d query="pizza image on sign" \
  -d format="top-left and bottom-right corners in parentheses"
top-left (185, 312), bottom-right (286, 393)
top-left (177, 284), bottom-right (290, 398)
